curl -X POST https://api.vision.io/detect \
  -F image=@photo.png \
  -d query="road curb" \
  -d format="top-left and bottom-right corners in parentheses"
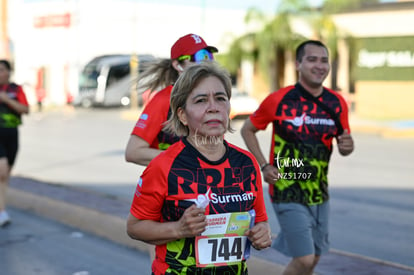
top-left (7, 187), bottom-right (150, 254)
top-left (329, 249), bottom-right (414, 273)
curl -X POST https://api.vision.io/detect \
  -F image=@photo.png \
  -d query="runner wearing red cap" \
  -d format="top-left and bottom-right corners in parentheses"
top-left (170, 33), bottom-right (218, 60)
top-left (125, 34), bottom-right (218, 166)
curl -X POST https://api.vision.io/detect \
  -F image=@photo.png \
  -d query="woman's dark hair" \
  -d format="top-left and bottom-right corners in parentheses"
top-left (0, 60), bottom-right (12, 71)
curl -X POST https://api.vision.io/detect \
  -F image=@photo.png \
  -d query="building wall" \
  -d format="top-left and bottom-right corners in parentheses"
top-left (333, 3), bottom-right (414, 119)
top-left (355, 81), bottom-right (414, 119)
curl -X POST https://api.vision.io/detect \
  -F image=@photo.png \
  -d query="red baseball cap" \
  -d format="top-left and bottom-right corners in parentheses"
top-left (170, 34), bottom-right (218, 59)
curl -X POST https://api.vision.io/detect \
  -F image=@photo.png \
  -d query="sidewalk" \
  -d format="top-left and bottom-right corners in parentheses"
top-left (349, 114), bottom-right (414, 138)
top-left (7, 176), bottom-right (414, 275)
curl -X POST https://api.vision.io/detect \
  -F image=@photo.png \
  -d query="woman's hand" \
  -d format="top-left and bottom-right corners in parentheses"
top-left (175, 204), bottom-right (207, 238)
top-left (0, 92), bottom-right (9, 103)
top-left (244, 221), bottom-right (272, 250)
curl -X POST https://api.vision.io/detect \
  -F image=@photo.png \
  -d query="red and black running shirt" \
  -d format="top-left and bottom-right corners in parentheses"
top-left (131, 85), bottom-right (180, 150)
top-left (0, 83), bottom-right (29, 128)
top-left (250, 83), bottom-right (350, 205)
top-left (130, 138), bottom-right (268, 275)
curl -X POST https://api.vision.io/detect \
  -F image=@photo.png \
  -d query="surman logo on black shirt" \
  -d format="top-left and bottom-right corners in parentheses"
top-left (184, 190), bottom-right (254, 205)
top-left (210, 192), bottom-right (254, 204)
top-left (285, 113), bottom-right (335, 127)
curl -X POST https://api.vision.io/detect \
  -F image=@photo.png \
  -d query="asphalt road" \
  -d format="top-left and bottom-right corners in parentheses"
top-left (10, 107), bottom-right (414, 268)
top-left (0, 207), bottom-right (151, 275)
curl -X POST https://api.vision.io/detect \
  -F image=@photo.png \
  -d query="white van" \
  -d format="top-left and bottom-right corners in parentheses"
top-left (73, 54), bottom-right (155, 108)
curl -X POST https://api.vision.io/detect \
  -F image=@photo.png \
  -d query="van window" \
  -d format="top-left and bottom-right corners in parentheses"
top-left (79, 63), bottom-right (100, 89)
top-left (106, 64), bottom-right (130, 88)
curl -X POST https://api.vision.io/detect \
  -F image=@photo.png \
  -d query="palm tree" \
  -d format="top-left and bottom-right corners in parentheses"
top-left (244, 1), bottom-right (309, 91)
top-left (309, 12), bottom-right (341, 90)
top-left (216, 32), bottom-right (257, 78)
top-left (220, 1), bottom-right (312, 93)
top-left (221, 0), bottom-right (379, 94)
top-left (323, 0), bottom-right (379, 13)
top-left (256, 12), bottom-right (303, 91)
top-left (315, 0), bottom-right (379, 91)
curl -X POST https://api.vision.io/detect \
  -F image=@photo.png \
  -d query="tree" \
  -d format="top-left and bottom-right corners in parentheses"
top-left (323, 0), bottom-right (380, 13)
top-left (221, 0), bottom-right (380, 94)
top-left (244, 1), bottom-right (307, 91)
top-left (316, 0), bottom-right (379, 91)
top-left (309, 12), bottom-right (341, 90)
top-left (216, 33), bottom-right (257, 77)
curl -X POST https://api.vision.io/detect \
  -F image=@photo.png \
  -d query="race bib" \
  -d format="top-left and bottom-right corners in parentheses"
top-left (195, 210), bottom-right (255, 267)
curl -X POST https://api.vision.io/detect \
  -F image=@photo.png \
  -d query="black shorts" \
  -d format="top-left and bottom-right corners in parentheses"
top-left (0, 128), bottom-right (19, 166)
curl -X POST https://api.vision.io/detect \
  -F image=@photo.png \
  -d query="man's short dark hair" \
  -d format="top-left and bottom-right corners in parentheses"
top-left (296, 40), bottom-right (328, 62)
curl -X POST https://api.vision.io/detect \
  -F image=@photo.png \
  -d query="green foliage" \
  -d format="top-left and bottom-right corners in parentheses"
top-left (322, 0), bottom-right (380, 14)
top-left (255, 12), bottom-right (305, 88)
top-left (244, 7), bottom-right (266, 25)
top-left (311, 15), bottom-right (340, 57)
top-left (220, 0), bottom-right (363, 90)
top-left (278, 0), bottom-right (311, 14)
top-left (217, 34), bottom-right (257, 75)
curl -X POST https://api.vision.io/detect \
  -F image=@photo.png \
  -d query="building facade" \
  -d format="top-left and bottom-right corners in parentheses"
top-left (333, 1), bottom-right (414, 119)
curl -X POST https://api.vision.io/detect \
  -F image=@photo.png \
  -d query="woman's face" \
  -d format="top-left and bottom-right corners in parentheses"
top-left (0, 63), bottom-right (10, 85)
top-left (178, 76), bottom-right (230, 139)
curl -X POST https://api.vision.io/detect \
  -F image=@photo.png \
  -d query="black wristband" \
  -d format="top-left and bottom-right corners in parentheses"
top-left (260, 163), bottom-right (270, 171)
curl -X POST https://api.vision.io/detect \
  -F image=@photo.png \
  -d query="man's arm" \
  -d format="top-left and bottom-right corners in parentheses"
top-left (0, 92), bottom-right (29, 114)
top-left (241, 119), bottom-right (280, 184)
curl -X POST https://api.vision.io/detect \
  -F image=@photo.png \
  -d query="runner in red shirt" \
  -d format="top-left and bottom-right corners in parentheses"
top-left (0, 60), bottom-right (29, 227)
top-left (241, 40), bottom-right (354, 275)
top-left (127, 62), bottom-right (271, 275)
top-left (125, 34), bottom-right (218, 165)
